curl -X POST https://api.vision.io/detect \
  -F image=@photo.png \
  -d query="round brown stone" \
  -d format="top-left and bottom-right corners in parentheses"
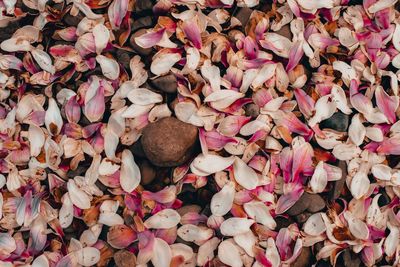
top-left (141, 117), bottom-right (198, 167)
top-left (130, 29), bottom-right (153, 56)
top-left (114, 250), bottom-right (136, 267)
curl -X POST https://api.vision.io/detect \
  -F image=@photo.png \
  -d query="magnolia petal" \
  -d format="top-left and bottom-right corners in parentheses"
top-left (0, 233), bottom-right (16, 259)
top-left (108, 0), bottom-right (128, 29)
top-left (144, 209), bottom-right (181, 229)
top-left (32, 255), bottom-right (49, 267)
top-left (190, 153), bottom-right (235, 176)
top-left (151, 52), bottom-right (181, 76)
top-left (120, 149), bottom-right (140, 193)
top-left (127, 89), bottom-right (163, 105)
top-left (197, 237), bottom-right (220, 266)
top-left (151, 238), bottom-right (172, 267)
top-left (233, 231), bottom-right (257, 257)
top-left (201, 60), bottom-right (221, 91)
top-left (375, 86), bottom-right (399, 124)
top-left (0, 38), bottom-right (32, 52)
top-left (204, 90), bottom-right (244, 110)
top-left (96, 55), bottom-right (120, 80)
top-left (93, 24), bottom-right (109, 54)
top-left (368, 0), bottom-right (397, 13)
top-left (177, 224), bottom-right (213, 245)
top-left (28, 124), bottom-right (45, 157)
top-left (350, 171), bottom-right (370, 199)
top-left (304, 213), bottom-right (326, 236)
top-left (218, 239), bottom-right (243, 267)
top-left (31, 48), bottom-right (55, 74)
top-left (384, 222), bottom-right (399, 257)
top-left (243, 201), bottom-right (276, 229)
top-left (67, 180), bottom-right (91, 209)
top-left (210, 181), bottom-right (235, 216)
top-left (45, 98), bottom-right (63, 136)
top-left (233, 157), bottom-right (258, 190)
top-left (220, 217), bottom-right (254, 236)
top-left (266, 238), bottom-right (281, 267)
top-left (344, 211), bottom-right (369, 240)
top-left (60, 193), bottom-right (74, 228)
top-left (310, 161), bottom-right (328, 193)
top-left (371, 164), bottom-right (392, 181)
top-left (75, 247), bottom-right (100, 267)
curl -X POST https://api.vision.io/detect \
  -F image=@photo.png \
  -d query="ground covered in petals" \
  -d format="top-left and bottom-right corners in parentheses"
top-left (1, 0), bottom-right (400, 266)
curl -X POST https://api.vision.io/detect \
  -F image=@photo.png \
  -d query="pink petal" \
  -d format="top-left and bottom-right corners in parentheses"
top-left (286, 41), bottom-right (304, 72)
top-left (375, 86), bottom-right (399, 124)
top-left (65, 95), bottom-right (81, 123)
top-left (243, 36), bottom-right (258, 60)
top-left (134, 28), bottom-right (166, 49)
top-left (182, 18), bottom-right (202, 49)
top-left (294, 88), bottom-right (315, 118)
top-left (275, 183), bottom-right (304, 214)
top-left (108, 0), bottom-right (128, 29)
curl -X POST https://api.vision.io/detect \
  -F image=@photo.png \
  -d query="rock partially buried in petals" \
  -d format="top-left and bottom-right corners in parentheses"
top-left (329, 161), bottom-right (347, 200)
top-left (114, 250), bottom-right (136, 267)
top-left (320, 112), bottom-right (350, 132)
top-left (139, 159), bottom-right (157, 185)
top-left (292, 247), bottom-right (311, 267)
top-left (130, 29), bottom-right (153, 56)
top-left (235, 7), bottom-right (253, 28)
top-left (141, 117), bottom-right (198, 167)
top-left (132, 16), bottom-right (153, 32)
top-left (134, 0), bottom-right (154, 12)
top-left (342, 249), bottom-right (361, 267)
top-left (150, 74), bottom-right (178, 94)
top-left (287, 192), bottom-right (325, 216)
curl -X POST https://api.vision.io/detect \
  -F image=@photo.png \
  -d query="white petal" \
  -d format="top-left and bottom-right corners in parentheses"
top-left (144, 209), bottom-right (181, 229)
top-left (190, 154), bottom-right (235, 176)
top-left (67, 179), bottom-right (91, 210)
top-left (371, 164), bottom-right (391, 181)
top-left (266, 238), bottom-right (281, 267)
top-left (120, 149), bottom-right (141, 193)
top-left (384, 222), bottom-right (399, 257)
top-left (75, 247), bottom-right (100, 266)
top-left (310, 161), bottom-right (328, 193)
top-left (308, 95), bottom-right (337, 127)
top-left (344, 211), bottom-right (369, 240)
top-left (304, 213), bottom-right (326, 236)
top-left (96, 55), bottom-right (120, 80)
top-left (121, 103), bottom-right (153, 118)
top-left (32, 255), bottom-right (49, 267)
top-left (151, 238), bottom-right (172, 267)
top-left (211, 181), bottom-right (235, 216)
top-left (200, 59), bottom-right (221, 91)
top-left (233, 157), bottom-right (258, 190)
top-left (220, 217), bottom-right (254, 236)
top-left (368, 0), bottom-right (397, 13)
top-left (332, 143), bottom-right (361, 161)
top-left (204, 90), bottom-right (244, 110)
top-left (177, 224), bottom-right (214, 245)
top-left (99, 158), bottom-right (120, 176)
top-left (218, 240), bottom-right (243, 267)
top-left (170, 243), bottom-right (194, 262)
top-left (233, 231), bottom-right (257, 257)
top-left (331, 84), bottom-right (352, 114)
top-left (365, 127), bottom-right (383, 142)
top-left (93, 24), bottom-right (109, 54)
top-left (197, 237), bottom-right (220, 266)
top-left (243, 201), bottom-right (276, 229)
top-left (28, 124), bottom-right (45, 157)
top-left (348, 114), bottom-right (366, 146)
top-left (98, 212), bottom-right (124, 226)
top-left (350, 171), bottom-right (370, 199)
top-left (127, 89), bottom-right (163, 105)
top-left (393, 24), bottom-right (400, 52)
top-left (252, 64), bottom-right (276, 89)
top-left (150, 52), bottom-right (181, 76)
top-left (32, 48), bottom-right (55, 74)
top-left (45, 98), bottom-right (63, 136)
top-left (0, 38), bottom-right (31, 52)
top-left (60, 193), bottom-right (74, 228)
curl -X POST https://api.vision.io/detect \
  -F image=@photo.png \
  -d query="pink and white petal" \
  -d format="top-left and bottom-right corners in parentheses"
top-left (74, 247), bottom-right (100, 267)
top-left (348, 114), bottom-right (366, 146)
top-left (197, 237), bottom-right (220, 266)
top-left (177, 224), bottom-right (213, 245)
top-left (96, 55), bottom-right (120, 80)
top-left (150, 51), bottom-right (181, 76)
top-left (344, 211), bottom-right (369, 240)
top-left (93, 24), bottom-right (109, 54)
top-left (371, 164), bottom-right (392, 181)
top-left (218, 239), bottom-right (243, 267)
top-left (120, 149), bottom-right (140, 193)
top-left (243, 200), bottom-right (276, 229)
top-left (67, 180), bottom-right (91, 209)
top-left (45, 98), bottom-right (63, 136)
top-left (350, 171), bottom-right (370, 199)
top-left (144, 209), bottom-right (181, 229)
top-left (233, 231), bottom-right (257, 257)
top-left (210, 181), bottom-right (235, 216)
top-left (375, 85), bottom-right (399, 124)
top-left (310, 161), bottom-right (328, 193)
top-left (384, 222), bottom-right (399, 257)
top-left (127, 89), bottom-right (163, 105)
top-left (28, 124), bottom-right (45, 157)
top-left (220, 217), bottom-right (254, 236)
top-left (108, 0), bottom-right (128, 29)
top-left (190, 153), bottom-right (235, 176)
top-left (217, 115), bottom-right (251, 137)
top-left (204, 90), bottom-right (244, 110)
top-left (286, 41), bottom-right (304, 72)
top-left (275, 185), bottom-right (304, 214)
top-left (367, 0), bottom-right (397, 13)
top-left (233, 156), bottom-right (259, 190)
top-left (151, 238), bottom-right (172, 267)
top-left (304, 213), bottom-right (326, 236)
top-left (182, 18), bottom-right (202, 49)
top-left (134, 29), bottom-right (166, 49)
top-left (107, 225), bottom-right (137, 249)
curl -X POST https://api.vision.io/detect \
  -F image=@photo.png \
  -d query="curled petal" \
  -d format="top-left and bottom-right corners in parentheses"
top-left (96, 55), bottom-right (120, 80)
top-left (108, 0), bottom-right (128, 29)
top-left (243, 201), bottom-right (276, 229)
top-left (211, 181), bottom-right (235, 216)
top-left (310, 161), bottom-right (328, 193)
top-left (190, 153), bottom-right (235, 176)
top-left (144, 209), bottom-right (181, 229)
top-left (375, 86), bottom-right (399, 124)
top-left (233, 156), bottom-right (259, 190)
top-left (120, 149), bottom-right (140, 193)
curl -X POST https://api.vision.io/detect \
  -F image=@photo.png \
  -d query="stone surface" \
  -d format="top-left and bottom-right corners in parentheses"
top-left (0, 21), bottom-right (19, 43)
top-left (139, 159), bottom-right (157, 185)
top-left (330, 160), bottom-right (347, 200)
top-left (275, 24), bottom-right (293, 40)
top-left (342, 249), bottom-right (361, 267)
top-left (114, 250), bottom-right (136, 267)
top-left (295, 212), bottom-right (312, 224)
top-left (150, 74), bottom-right (178, 94)
top-left (134, 0), bottom-right (154, 12)
top-left (320, 112), bottom-right (350, 132)
top-left (291, 247), bottom-right (311, 267)
top-left (287, 192), bottom-right (326, 216)
top-left (141, 117), bottom-right (198, 167)
top-left (235, 7), bottom-right (253, 28)
top-left (64, 12), bottom-right (85, 27)
top-left (132, 16), bottom-right (153, 32)
top-left (130, 29), bottom-right (153, 56)
top-left (245, 103), bottom-right (260, 118)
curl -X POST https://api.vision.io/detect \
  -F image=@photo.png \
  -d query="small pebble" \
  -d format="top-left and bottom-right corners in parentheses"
top-left (130, 29), bottom-right (153, 56)
top-left (114, 250), bottom-right (136, 267)
top-left (320, 112), bottom-right (350, 132)
top-left (150, 74), bottom-right (178, 94)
